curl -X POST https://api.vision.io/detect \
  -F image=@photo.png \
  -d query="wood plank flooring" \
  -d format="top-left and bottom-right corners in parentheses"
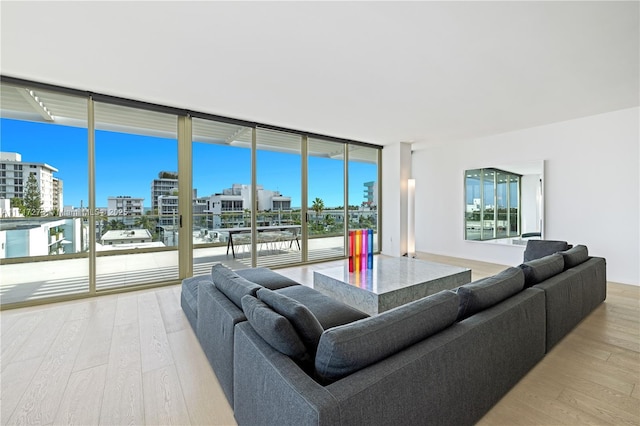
top-left (1, 253), bottom-right (638, 425)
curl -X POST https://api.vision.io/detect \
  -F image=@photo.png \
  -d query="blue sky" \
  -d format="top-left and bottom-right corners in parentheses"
top-left (1, 118), bottom-right (376, 209)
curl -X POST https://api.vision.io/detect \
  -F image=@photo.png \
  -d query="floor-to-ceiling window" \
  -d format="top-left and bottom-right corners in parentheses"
top-left (308, 138), bottom-right (345, 261)
top-left (94, 102), bottom-right (179, 290)
top-left (191, 117), bottom-right (252, 273)
top-left (0, 82), bottom-right (89, 305)
top-left (0, 77), bottom-right (382, 308)
top-left (348, 145), bottom-right (380, 252)
top-left (255, 128), bottom-right (302, 268)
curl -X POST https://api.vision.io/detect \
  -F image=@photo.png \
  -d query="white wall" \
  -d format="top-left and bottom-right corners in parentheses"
top-left (411, 107), bottom-right (639, 285)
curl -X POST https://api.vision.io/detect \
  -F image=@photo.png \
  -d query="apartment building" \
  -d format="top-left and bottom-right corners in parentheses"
top-left (0, 152), bottom-right (60, 213)
top-left (107, 195), bottom-right (143, 216)
top-left (208, 184), bottom-right (292, 228)
top-left (0, 217), bottom-right (85, 258)
top-left (52, 177), bottom-right (63, 213)
top-left (150, 171), bottom-right (178, 213)
top-left (363, 181), bottom-right (378, 208)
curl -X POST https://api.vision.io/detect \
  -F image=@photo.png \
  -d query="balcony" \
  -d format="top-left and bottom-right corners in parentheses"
top-left (1, 210), bottom-right (377, 307)
top-left (0, 234), bottom-right (349, 306)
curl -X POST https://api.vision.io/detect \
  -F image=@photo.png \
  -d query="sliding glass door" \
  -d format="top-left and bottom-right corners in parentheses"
top-left (255, 129), bottom-right (303, 268)
top-left (0, 77), bottom-right (383, 308)
top-left (348, 145), bottom-right (380, 252)
top-left (191, 117), bottom-right (252, 274)
top-left (94, 102), bottom-right (179, 290)
top-left (307, 138), bottom-right (345, 261)
top-left (0, 82), bottom-right (90, 305)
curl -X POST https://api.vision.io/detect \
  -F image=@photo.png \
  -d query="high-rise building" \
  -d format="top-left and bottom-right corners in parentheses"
top-left (0, 152), bottom-right (60, 213)
top-left (52, 177), bottom-right (63, 213)
top-left (363, 181), bottom-right (378, 208)
top-left (150, 171), bottom-right (178, 213)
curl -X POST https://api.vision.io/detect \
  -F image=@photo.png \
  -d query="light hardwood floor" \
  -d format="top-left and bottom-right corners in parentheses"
top-left (1, 253), bottom-right (638, 425)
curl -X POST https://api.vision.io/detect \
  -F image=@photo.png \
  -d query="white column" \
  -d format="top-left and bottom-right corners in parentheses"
top-left (381, 142), bottom-right (412, 257)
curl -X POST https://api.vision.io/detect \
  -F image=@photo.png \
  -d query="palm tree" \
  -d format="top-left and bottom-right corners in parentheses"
top-left (311, 197), bottom-right (324, 230)
top-left (135, 214), bottom-right (159, 240)
top-left (107, 219), bottom-right (125, 231)
top-left (134, 215), bottom-right (157, 231)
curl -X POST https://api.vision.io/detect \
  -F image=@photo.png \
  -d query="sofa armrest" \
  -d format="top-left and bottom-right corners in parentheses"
top-left (234, 322), bottom-right (341, 426)
top-left (533, 256), bottom-right (606, 352)
top-left (196, 281), bottom-right (246, 406)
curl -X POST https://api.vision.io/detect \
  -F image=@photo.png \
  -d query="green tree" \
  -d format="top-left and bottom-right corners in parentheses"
top-left (105, 219), bottom-right (125, 232)
top-left (23, 173), bottom-right (42, 217)
top-left (134, 214), bottom-right (159, 240)
top-left (134, 215), bottom-right (157, 231)
top-left (311, 197), bottom-right (324, 230)
top-left (10, 197), bottom-right (26, 216)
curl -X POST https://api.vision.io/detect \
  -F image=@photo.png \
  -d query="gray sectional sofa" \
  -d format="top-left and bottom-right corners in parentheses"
top-left (181, 244), bottom-right (606, 426)
top-left (181, 265), bottom-right (368, 405)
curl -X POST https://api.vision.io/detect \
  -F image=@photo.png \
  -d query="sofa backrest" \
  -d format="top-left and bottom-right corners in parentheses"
top-left (314, 290), bottom-right (459, 384)
top-left (558, 245), bottom-right (589, 270)
top-left (523, 240), bottom-right (570, 262)
top-left (519, 252), bottom-right (565, 288)
top-left (212, 263), bottom-right (262, 308)
top-left (455, 266), bottom-right (524, 321)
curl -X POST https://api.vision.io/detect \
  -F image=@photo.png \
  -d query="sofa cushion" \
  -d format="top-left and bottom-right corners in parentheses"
top-left (560, 245), bottom-right (589, 269)
top-left (275, 285), bottom-right (369, 329)
top-left (314, 290), bottom-right (458, 384)
top-left (236, 267), bottom-right (300, 290)
top-left (257, 288), bottom-right (324, 357)
top-left (519, 253), bottom-right (565, 287)
top-left (523, 240), bottom-right (569, 262)
top-left (456, 267), bottom-right (525, 321)
top-left (240, 294), bottom-right (310, 364)
top-left (211, 263), bottom-right (262, 308)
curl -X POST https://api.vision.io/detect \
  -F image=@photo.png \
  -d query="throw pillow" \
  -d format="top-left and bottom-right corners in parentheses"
top-left (240, 294), bottom-right (310, 364)
top-left (518, 252), bottom-right (565, 287)
top-left (456, 267), bottom-right (524, 321)
top-left (211, 264), bottom-right (262, 308)
top-left (257, 288), bottom-right (324, 357)
top-left (560, 245), bottom-right (589, 269)
top-left (523, 240), bottom-right (569, 262)
top-left (314, 290), bottom-right (459, 384)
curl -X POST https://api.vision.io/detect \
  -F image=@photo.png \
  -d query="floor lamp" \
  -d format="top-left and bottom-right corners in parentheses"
top-left (407, 178), bottom-right (415, 258)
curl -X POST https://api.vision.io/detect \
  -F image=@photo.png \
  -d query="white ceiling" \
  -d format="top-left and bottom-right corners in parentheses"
top-left (1, 1), bottom-right (638, 148)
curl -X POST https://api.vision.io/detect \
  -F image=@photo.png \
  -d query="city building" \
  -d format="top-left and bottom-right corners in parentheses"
top-left (0, 217), bottom-right (86, 258)
top-left (363, 181), bottom-right (378, 208)
top-left (151, 171), bottom-right (178, 213)
top-left (52, 177), bottom-right (63, 213)
top-left (157, 194), bottom-right (179, 226)
top-left (0, 152), bottom-right (60, 213)
top-left (0, 198), bottom-right (22, 217)
top-left (208, 184), bottom-right (292, 228)
top-left (100, 228), bottom-right (153, 246)
top-left (107, 196), bottom-right (144, 226)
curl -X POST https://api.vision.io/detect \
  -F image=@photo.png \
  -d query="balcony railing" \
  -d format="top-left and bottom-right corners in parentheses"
top-left (0, 210), bottom-right (378, 307)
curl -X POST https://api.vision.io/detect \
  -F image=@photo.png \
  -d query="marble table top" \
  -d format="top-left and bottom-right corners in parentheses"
top-left (313, 256), bottom-right (471, 315)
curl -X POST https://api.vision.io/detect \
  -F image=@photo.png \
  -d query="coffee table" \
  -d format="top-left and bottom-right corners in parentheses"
top-left (313, 257), bottom-right (471, 315)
